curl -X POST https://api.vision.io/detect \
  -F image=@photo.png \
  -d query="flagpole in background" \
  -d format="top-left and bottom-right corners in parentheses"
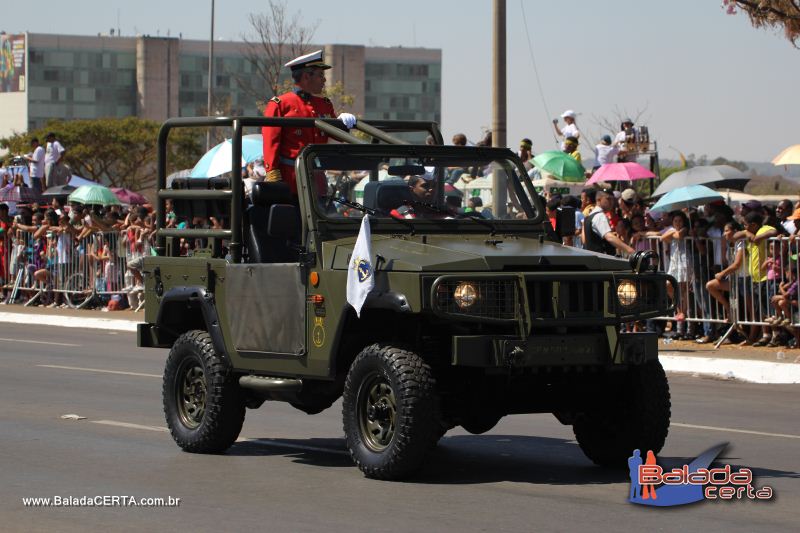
top-left (492, 0), bottom-right (508, 217)
top-left (206, 0), bottom-right (215, 151)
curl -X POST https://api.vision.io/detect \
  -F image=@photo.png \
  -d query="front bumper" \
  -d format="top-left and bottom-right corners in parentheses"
top-left (452, 332), bottom-right (657, 368)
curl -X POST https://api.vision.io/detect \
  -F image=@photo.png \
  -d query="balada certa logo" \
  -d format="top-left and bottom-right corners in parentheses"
top-left (628, 443), bottom-right (774, 506)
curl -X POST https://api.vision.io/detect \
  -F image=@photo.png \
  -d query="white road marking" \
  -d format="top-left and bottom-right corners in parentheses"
top-left (92, 420), bottom-right (169, 433)
top-left (242, 438), bottom-right (349, 456)
top-left (0, 337), bottom-right (81, 347)
top-left (673, 422), bottom-right (800, 440)
top-left (37, 364), bottom-right (160, 379)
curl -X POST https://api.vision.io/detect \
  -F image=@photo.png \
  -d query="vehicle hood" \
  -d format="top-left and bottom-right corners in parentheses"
top-left (325, 234), bottom-right (630, 272)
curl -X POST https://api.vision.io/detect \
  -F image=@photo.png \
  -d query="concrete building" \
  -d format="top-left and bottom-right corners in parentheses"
top-left (0, 32), bottom-right (441, 140)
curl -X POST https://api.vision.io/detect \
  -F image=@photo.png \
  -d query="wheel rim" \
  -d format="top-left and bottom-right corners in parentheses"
top-left (175, 358), bottom-right (206, 429)
top-left (357, 372), bottom-right (397, 452)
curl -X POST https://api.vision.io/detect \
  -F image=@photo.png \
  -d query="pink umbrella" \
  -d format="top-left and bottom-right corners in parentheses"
top-left (585, 162), bottom-right (655, 185)
top-left (111, 187), bottom-right (148, 205)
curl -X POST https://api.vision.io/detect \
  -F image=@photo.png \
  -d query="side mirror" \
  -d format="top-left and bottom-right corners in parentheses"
top-left (267, 204), bottom-right (301, 241)
top-left (555, 206), bottom-right (576, 238)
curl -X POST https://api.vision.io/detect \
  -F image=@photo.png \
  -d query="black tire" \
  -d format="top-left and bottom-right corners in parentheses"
top-left (343, 344), bottom-right (440, 480)
top-left (163, 330), bottom-right (245, 453)
top-left (573, 360), bottom-right (671, 467)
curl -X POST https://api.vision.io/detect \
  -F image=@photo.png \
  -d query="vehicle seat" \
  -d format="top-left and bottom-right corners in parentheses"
top-left (363, 180), bottom-right (412, 213)
top-left (209, 176), bottom-right (231, 223)
top-left (170, 177), bottom-right (190, 220)
top-left (245, 182), bottom-right (299, 263)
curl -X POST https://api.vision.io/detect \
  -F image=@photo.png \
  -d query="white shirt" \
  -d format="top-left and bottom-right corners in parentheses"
top-left (561, 123), bottom-right (580, 139)
top-left (559, 123), bottom-right (580, 150)
top-left (45, 140), bottom-right (65, 165)
top-left (594, 144), bottom-right (619, 166)
top-left (29, 146), bottom-right (45, 177)
top-left (781, 218), bottom-right (796, 235)
top-left (589, 206), bottom-right (612, 239)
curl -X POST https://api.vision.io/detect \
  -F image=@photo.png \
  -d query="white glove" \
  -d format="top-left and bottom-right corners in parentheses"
top-left (338, 113), bottom-right (357, 129)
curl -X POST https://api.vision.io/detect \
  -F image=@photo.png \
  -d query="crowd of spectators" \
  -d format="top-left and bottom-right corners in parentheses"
top-left (0, 198), bottom-right (185, 311)
top-left (539, 184), bottom-right (800, 348)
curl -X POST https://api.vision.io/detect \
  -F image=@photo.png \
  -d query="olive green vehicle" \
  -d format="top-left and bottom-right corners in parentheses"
top-left (138, 116), bottom-right (675, 480)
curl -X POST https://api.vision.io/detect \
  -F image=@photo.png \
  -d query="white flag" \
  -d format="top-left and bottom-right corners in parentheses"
top-left (346, 215), bottom-right (375, 318)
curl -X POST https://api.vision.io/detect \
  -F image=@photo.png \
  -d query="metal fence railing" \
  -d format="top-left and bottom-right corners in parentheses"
top-left (1, 229), bottom-right (140, 308)
top-left (644, 235), bottom-right (799, 346)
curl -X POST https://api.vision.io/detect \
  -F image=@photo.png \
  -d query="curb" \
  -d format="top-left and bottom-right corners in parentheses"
top-left (0, 311), bottom-right (139, 333)
top-left (1, 312), bottom-right (798, 384)
top-left (659, 354), bottom-right (800, 385)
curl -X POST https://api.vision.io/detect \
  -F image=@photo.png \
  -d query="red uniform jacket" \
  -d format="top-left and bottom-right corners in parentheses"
top-left (262, 90), bottom-right (335, 193)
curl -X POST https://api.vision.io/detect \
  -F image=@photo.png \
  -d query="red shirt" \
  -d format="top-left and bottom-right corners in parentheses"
top-left (262, 90), bottom-right (336, 193)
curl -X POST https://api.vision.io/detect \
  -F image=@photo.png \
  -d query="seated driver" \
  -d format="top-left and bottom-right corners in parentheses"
top-left (390, 175), bottom-right (434, 219)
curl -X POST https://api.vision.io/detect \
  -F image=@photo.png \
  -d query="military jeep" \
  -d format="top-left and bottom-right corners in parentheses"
top-left (138, 116), bottom-right (675, 480)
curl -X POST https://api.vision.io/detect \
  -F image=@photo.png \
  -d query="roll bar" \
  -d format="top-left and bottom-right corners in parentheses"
top-left (155, 116), bottom-right (442, 262)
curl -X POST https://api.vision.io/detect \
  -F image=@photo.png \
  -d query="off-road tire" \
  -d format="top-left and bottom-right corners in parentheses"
top-left (163, 330), bottom-right (245, 453)
top-left (343, 344), bottom-right (440, 480)
top-left (573, 360), bottom-right (670, 467)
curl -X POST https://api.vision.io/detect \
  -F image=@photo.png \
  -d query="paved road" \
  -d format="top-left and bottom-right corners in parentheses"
top-left (1, 323), bottom-right (797, 532)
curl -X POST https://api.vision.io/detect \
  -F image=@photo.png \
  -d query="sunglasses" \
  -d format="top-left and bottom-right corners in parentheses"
top-left (417, 182), bottom-right (433, 190)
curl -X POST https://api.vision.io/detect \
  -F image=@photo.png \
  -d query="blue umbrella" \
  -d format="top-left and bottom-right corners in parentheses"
top-left (190, 134), bottom-right (263, 178)
top-left (649, 184), bottom-right (723, 213)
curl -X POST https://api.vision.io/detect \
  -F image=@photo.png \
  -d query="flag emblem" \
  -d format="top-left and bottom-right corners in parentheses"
top-left (356, 258), bottom-right (372, 283)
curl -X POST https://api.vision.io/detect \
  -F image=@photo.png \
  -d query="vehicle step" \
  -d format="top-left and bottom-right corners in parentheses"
top-left (238, 375), bottom-right (302, 392)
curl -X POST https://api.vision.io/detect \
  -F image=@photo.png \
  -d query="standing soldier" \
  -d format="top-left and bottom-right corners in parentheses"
top-left (262, 50), bottom-right (356, 195)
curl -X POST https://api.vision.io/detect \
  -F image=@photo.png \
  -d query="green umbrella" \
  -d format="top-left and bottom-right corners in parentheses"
top-left (67, 184), bottom-right (122, 206)
top-left (532, 150), bottom-right (586, 182)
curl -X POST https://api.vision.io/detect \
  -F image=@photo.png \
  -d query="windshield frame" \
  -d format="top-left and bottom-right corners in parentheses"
top-left (298, 144), bottom-right (546, 236)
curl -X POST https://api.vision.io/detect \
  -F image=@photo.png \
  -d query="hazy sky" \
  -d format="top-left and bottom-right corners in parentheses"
top-left (4, 0), bottom-right (799, 162)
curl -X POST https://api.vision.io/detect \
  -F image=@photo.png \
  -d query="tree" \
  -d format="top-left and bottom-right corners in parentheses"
top-left (590, 105), bottom-right (651, 140)
top-left (710, 156), bottom-right (749, 172)
top-left (0, 117), bottom-right (203, 191)
top-left (723, 1), bottom-right (800, 46)
top-left (236, 0), bottom-right (319, 110)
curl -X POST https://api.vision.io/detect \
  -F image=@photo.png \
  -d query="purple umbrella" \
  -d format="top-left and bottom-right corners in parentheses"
top-left (111, 187), bottom-right (149, 205)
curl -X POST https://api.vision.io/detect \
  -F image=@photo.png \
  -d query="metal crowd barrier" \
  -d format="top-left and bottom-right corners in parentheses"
top-left (644, 235), bottom-right (799, 345)
top-left (1, 229), bottom-right (143, 308)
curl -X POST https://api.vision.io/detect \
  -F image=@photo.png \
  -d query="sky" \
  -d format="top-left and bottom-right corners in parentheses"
top-left (3, 0), bottom-right (799, 163)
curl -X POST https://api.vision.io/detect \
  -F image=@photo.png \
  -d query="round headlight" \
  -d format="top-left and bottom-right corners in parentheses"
top-left (617, 280), bottom-right (638, 307)
top-left (453, 282), bottom-right (480, 309)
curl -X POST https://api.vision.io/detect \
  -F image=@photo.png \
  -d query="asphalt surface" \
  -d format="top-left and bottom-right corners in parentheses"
top-left (0, 323), bottom-right (797, 532)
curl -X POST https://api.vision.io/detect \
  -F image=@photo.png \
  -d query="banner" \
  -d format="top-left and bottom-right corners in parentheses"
top-left (0, 33), bottom-right (26, 93)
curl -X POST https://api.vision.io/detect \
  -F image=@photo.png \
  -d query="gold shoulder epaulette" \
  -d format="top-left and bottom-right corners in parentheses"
top-left (270, 96), bottom-right (281, 104)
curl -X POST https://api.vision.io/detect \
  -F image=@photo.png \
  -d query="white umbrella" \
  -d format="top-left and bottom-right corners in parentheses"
top-left (653, 165), bottom-right (749, 197)
top-left (190, 134), bottom-right (263, 178)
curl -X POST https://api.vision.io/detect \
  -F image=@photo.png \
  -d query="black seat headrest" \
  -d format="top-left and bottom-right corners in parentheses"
top-left (252, 181), bottom-right (292, 207)
top-left (363, 180), bottom-right (413, 212)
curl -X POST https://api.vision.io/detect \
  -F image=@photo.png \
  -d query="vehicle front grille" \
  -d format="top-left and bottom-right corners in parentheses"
top-left (434, 279), bottom-right (518, 320)
top-left (526, 280), bottom-right (607, 320)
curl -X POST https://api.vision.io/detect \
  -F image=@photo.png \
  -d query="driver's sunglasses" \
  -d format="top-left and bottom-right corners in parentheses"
top-left (419, 182), bottom-right (433, 190)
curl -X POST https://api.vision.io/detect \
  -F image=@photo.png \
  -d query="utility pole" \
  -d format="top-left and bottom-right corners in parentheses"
top-left (206, 0), bottom-right (215, 151)
top-left (492, 0), bottom-right (507, 217)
